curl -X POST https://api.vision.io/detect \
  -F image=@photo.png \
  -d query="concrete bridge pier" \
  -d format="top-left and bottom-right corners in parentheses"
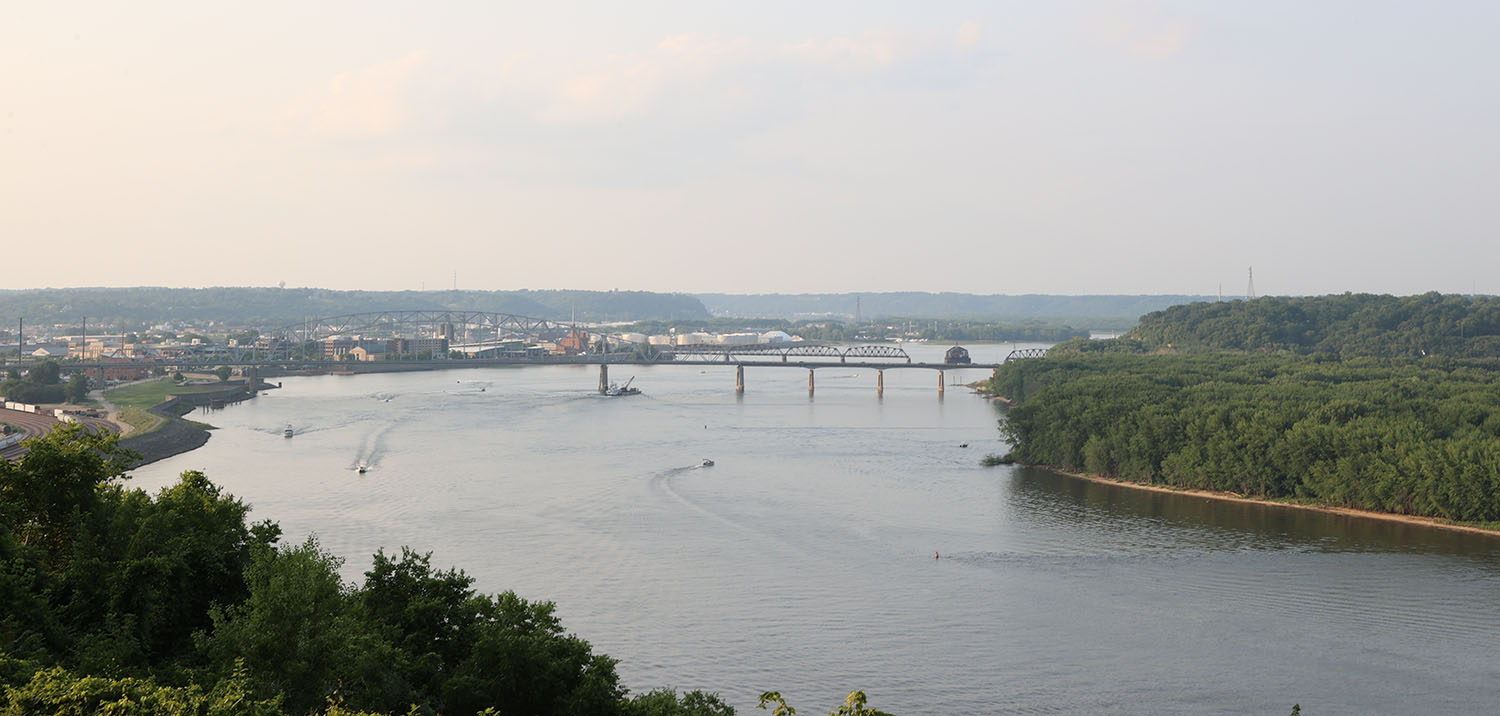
top-left (877, 369), bottom-right (884, 397)
top-left (736, 365), bottom-right (745, 393)
top-left (938, 370), bottom-right (945, 395)
top-left (599, 364), bottom-right (609, 394)
top-left (808, 369), bottom-right (815, 395)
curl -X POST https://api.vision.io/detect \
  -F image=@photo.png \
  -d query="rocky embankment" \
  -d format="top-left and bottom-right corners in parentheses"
top-left (120, 383), bottom-right (274, 466)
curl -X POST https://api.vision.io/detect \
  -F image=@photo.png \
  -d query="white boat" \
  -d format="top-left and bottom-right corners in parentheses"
top-left (700, 458), bottom-right (715, 467)
top-left (357, 461), bottom-right (368, 474)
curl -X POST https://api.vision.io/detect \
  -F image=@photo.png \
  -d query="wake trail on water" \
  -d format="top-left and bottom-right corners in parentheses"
top-left (352, 420), bottom-right (401, 471)
top-left (649, 464), bottom-right (816, 561)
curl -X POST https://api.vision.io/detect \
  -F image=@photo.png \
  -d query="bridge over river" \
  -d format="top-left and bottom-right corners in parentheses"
top-left (9, 310), bottom-right (1046, 396)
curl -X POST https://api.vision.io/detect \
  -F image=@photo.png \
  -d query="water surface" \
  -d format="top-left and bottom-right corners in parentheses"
top-left (132, 344), bottom-right (1500, 715)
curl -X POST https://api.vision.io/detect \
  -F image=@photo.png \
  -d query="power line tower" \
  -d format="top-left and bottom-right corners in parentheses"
top-left (1246, 267), bottom-right (1256, 300)
top-left (854, 295), bottom-right (862, 324)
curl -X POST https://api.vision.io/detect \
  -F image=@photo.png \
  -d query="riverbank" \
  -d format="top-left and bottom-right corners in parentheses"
top-left (1035, 464), bottom-right (1500, 538)
top-left (110, 379), bottom-right (277, 467)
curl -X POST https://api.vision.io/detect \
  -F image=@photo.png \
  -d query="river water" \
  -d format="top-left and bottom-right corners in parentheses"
top-left (130, 344), bottom-right (1500, 715)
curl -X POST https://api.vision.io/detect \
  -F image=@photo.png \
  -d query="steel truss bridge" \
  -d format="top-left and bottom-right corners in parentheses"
top-left (668, 343), bottom-right (913, 363)
top-left (1004, 348), bottom-right (1049, 362)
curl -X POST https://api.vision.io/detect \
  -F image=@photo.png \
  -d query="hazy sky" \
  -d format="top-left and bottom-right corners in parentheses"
top-left (4, 2), bottom-right (1497, 295)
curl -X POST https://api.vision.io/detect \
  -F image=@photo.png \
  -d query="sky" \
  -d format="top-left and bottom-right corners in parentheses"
top-left (3, 1), bottom-right (1497, 296)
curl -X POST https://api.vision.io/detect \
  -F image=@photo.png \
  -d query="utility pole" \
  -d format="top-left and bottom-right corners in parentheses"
top-left (16, 318), bottom-right (21, 365)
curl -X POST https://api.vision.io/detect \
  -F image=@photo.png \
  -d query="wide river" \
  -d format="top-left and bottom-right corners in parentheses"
top-left (131, 344), bottom-right (1500, 715)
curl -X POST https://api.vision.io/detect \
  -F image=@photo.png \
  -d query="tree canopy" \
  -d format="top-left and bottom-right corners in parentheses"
top-left (0, 426), bottom-right (888, 715)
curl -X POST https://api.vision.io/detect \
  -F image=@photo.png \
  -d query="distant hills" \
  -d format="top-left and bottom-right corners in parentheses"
top-left (1123, 292), bottom-right (1500, 358)
top-left (696, 292), bottom-right (1216, 327)
top-left (0, 287), bottom-right (710, 327)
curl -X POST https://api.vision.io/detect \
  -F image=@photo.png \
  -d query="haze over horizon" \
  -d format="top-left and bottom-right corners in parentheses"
top-left (5, 2), bottom-right (1497, 297)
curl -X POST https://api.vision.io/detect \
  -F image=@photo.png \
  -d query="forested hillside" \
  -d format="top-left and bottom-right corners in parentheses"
top-left (988, 293), bottom-right (1500, 526)
top-left (0, 288), bottom-right (709, 327)
top-left (1128, 293), bottom-right (1500, 358)
top-left (697, 292), bottom-right (1211, 326)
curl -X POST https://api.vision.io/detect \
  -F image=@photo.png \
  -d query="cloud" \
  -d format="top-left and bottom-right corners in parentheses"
top-left (534, 33), bottom-right (752, 124)
top-left (954, 20), bottom-right (983, 51)
top-left (277, 50), bottom-right (432, 137)
top-left (1089, 3), bottom-right (1191, 59)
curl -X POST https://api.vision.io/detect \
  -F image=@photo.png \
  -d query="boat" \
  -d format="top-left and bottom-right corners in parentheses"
top-left (356, 462), bottom-right (368, 474)
top-left (603, 377), bottom-right (641, 396)
top-left (700, 458), bottom-right (715, 467)
top-left (283, 425), bottom-right (294, 438)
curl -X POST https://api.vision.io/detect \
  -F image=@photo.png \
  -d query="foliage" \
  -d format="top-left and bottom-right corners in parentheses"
top-left (1126, 292), bottom-right (1500, 358)
top-left (697, 292), bottom-right (1210, 326)
top-left (64, 374), bottom-right (89, 404)
top-left (625, 688), bottom-right (735, 716)
top-left (0, 361), bottom-right (65, 403)
top-left (0, 287), bottom-right (708, 326)
top-left (215, 366), bottom-right (233, 382)
top-left (989, 352), bottom-right (1500, 521)
top-left (756, 691), bottom-right (891, 716)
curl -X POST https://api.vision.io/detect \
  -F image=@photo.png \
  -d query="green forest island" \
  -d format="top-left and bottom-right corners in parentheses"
top-left (988, 293), bottom-right (1500, 527)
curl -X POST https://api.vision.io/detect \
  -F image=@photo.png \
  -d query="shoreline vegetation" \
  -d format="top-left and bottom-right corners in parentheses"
top-left (1033, 463), bottom-right (1500, 538)
top-left (986, 293), bottom-right (1500, 538)
top-left (0, 425), bottom-right (890, 716)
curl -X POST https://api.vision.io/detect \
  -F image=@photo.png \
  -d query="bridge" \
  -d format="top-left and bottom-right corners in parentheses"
top-left (7, 310), bottom-right (1051, 396)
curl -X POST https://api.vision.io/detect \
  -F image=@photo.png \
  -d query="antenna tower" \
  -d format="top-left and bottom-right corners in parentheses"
top-left (1246, 267), bottom-right (1256, 300)
top-left (855, 295), bottom-right (862, 324)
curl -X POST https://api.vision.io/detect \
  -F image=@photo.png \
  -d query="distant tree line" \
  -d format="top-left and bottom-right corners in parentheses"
top-left (1128, 292), bottom-right (1500, 358)
top-left (616, 319), bottom-right (1087, 344)
top-left (696, 292), bottom-right (1213, 328)
top-left (0, 288), bottom-right (710, 328)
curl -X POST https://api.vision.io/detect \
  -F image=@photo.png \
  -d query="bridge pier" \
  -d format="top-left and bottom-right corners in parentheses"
top-left (808, 369), bottom-right (814, 395)
top-left (938, 369), bottom-right (944, 395)
top-left (599, 364), bottom-right (608, 394)
top-left (877, 369), bottom-right (884, 397)
top-left (735, 365), bottom-right (745, 393)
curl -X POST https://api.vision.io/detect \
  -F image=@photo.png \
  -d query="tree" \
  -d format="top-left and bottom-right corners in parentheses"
top-left (64, 373), bottom-right (89, 403)
top-left (214, 366), bottom-right (232, 382)
top-left (626, 689), bottom-right (735, 716)
top-left (0, 424), bottom-right (135, 554)
top-left (197, 537), bottom-right (398, 715)
top-left (26, 360), bottom-right (61, 385)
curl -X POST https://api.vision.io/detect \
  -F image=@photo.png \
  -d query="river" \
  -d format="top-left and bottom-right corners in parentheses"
top-left (130, 344), bottom-right (1500, 715)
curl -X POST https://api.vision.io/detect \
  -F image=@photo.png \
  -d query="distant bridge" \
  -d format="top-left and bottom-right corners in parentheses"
top-left (1004, 348), bottom-right (1049, 362)
top-left (8, 309), bottom-right (1021, 396)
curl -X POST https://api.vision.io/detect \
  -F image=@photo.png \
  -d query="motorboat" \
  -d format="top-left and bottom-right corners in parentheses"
top-left (357, 461), bottom-right (369, 474)
top-left (700, 458), bottom-right (715, 467)
top-left (283, 425), bottom-right (294, 438)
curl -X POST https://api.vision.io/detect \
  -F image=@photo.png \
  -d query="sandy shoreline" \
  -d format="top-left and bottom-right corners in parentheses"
top-left (1035, 465), bottom-right (1500, 538)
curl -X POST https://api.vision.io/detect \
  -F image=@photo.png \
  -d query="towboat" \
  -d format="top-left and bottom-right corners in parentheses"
top-left (603, 377), bottom-right (641, 396)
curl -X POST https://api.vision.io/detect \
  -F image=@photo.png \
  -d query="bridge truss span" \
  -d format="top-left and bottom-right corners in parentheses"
top-left (668, 342), bottom-right (910, 364)
top-left (1004, 348), bottom-right (1050, 363)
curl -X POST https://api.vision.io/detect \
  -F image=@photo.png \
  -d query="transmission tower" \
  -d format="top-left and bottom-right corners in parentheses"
top-left (1246, 267), bottom-right (1256, 300)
